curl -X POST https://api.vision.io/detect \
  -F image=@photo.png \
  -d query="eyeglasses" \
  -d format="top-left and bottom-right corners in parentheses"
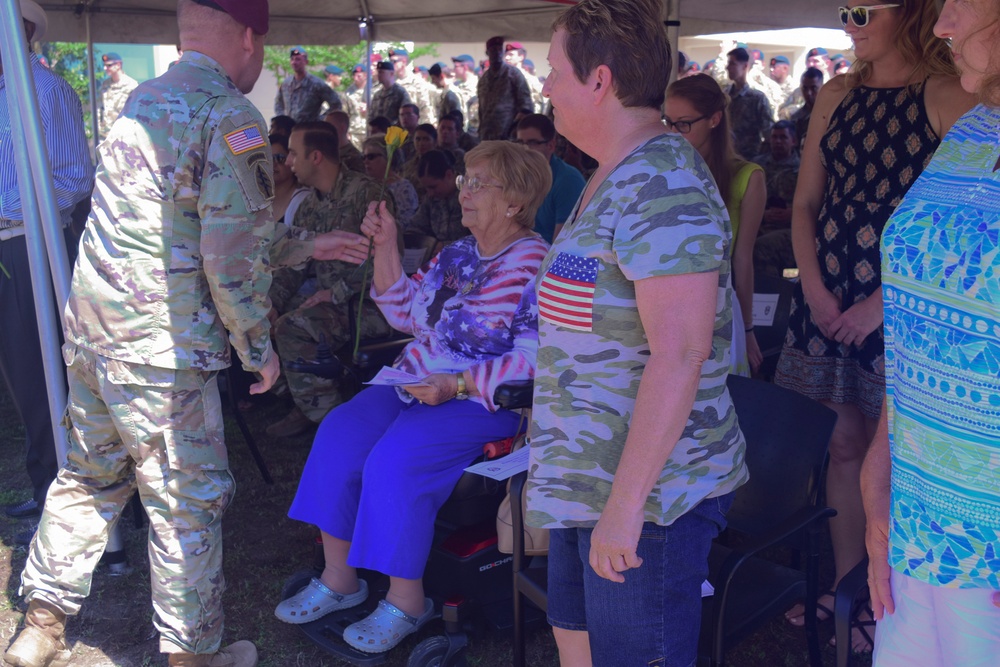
top-left (455, 175), bottom-right (502, 194)
top-left (515, 139), bottom-right (549, 147)
top-left (838, 4), bottom-right (900, 27)
top-left (273, 153), bottom-right (288, 164)
top-left (363, 153), bottom-right (384, 161)
top-left (664, 115), bottom-right (709, 134)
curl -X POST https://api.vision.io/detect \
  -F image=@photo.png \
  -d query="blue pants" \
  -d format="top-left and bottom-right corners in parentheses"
top-left (288, 385), bottom-right (521, 579)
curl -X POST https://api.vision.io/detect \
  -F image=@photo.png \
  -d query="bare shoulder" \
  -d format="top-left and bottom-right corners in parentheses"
top-left (924, 75), bottom-right (977, 138)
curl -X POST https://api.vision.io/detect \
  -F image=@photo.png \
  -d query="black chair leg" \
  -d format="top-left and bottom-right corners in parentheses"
top-left (805, 527), bottom-right (824, 667)
top-left (835, 557), bottom-right (870, 667)
top-left (224, 366), bottom-right (273, 484)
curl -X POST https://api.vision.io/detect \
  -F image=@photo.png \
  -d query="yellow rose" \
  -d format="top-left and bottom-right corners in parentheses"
top-left (384, 126), bottom-right (409, 151)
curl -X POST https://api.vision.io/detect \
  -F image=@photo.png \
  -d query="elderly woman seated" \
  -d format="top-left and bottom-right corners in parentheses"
top-left (275, 141), bottom-right (552, 654)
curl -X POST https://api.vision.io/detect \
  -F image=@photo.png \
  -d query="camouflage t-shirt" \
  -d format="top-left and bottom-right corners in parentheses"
top-left (526, 134), bottom-right (749, 529)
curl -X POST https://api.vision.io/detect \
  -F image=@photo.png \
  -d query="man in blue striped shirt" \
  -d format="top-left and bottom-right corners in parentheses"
top-left (0, 0), bottom-right (94, 531)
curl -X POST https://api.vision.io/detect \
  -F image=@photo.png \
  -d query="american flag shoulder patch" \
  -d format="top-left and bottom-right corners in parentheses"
top-left (224, 124), bottom-right (266, 155)
top-left (538, 252), bottom-right (600, 332)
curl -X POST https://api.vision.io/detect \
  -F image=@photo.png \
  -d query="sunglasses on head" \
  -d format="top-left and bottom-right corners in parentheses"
top-left (838, 4), bottom-right (900, 27)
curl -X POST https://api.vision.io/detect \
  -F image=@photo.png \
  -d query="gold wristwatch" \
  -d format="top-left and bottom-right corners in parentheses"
top-left (455, 373), bottom-right (469, 400)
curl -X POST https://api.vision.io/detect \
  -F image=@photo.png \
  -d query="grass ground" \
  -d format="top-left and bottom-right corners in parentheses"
top-left (0, 379), bottom-right (873, 666)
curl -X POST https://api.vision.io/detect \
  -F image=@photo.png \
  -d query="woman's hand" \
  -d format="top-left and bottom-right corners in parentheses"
top-left (299, 288), bottom-right (332, 310)
top-left (802, 281), bottom-right (842, 339)
top-left (589, 502), bottom-right (645, 583)
top-left (360, 200), bottom-right (399, 254)
top-left (828, 294), bottom-right (883, 347)
top-left (746, 331), bottom-right (763, 374)
top-left (403, 373), bottom-right (459, 406)
top-left (312, 230), bottom-right (370, 263)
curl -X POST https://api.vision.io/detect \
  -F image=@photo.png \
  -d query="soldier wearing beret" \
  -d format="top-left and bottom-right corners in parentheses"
top-left (4, 2), bottom-right (367, 666)
top-left (370, 60), bottom-right (412, 126)
top-left (275, 45), bottom-right (342, 124)
top-left (98, 51), bottom-right (138, 136)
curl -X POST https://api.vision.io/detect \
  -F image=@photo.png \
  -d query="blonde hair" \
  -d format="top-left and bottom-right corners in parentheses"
top-left (464, 141), bottom-right (552, 229)
top-left (846, 0), bottom-right (960, 89)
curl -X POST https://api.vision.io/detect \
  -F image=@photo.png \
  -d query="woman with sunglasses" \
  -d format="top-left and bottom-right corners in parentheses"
top-left (665, 73), bottom-right (766, 375)
top-left (275, 141), bottom-right (551, 654)
top-left (776, 0), bottom-right (975, 648)
top-left (363, 135), bottom-right (419, 229)
top-left (861, 0), bottom-right (1000, 663)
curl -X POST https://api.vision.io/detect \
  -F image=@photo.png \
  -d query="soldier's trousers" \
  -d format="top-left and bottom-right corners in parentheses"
top-left (274, 299), bottom-right (391, 423)
top-left (20, 344), bottom-right (234, 655)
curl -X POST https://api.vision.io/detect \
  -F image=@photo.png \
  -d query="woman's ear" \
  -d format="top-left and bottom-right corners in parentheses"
top-left (592, 65), bottom-right (613, 104)
top-left (710, 110), bottom-right (723, 129)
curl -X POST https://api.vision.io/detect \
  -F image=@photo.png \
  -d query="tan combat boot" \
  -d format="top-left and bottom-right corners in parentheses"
top-left (167, 641), bottom-right (258, 667)
top-left (2, 598), bottom-right (72, 667)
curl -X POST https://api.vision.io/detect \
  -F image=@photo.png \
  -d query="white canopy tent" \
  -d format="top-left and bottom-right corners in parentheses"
top-left (39, 0), bottom-right (841, 44)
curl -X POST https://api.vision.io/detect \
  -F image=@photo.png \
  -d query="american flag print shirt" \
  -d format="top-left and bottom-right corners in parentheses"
top-left (371, 234), bottom-right (549, 412)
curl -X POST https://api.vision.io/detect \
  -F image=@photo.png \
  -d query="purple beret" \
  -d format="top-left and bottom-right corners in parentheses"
top-left (195, 0), bottom-right (269, 35)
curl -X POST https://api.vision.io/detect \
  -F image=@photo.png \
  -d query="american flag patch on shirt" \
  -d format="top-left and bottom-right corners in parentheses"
top-left (224, 125), bottom-right (266, 155)
top-left (538, 252), bottom-right (600, 331)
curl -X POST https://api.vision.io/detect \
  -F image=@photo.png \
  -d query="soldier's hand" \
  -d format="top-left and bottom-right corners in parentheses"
top-left (250, 352), bottom-right (281, 395)
top-left (300, 288), bottom-right (333, 310)
top-left (313, 230), bottom-right (370, 263)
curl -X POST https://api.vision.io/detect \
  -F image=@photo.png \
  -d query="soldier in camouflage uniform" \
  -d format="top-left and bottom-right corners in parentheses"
top-left (274, 46), bottom-right (342, 124)
top-left (450, 54), bottom-right (479, 132)
top-left (267, 122), bottom-right (402, 438)
top-left (725, 48), bottom-right (775, 159)
top-left (752, 120), bottom-right (801, 278)
top-left (405, 150), bottom-right (468, 250)
top-left (98, 52), bottom-right (138, 137)
top-left (477, 37), bottom-right (533, 141)
top-left (504, 42), bottom-right (545, 113)
top-left (525, 2), bottom-right (746, 663)
top-left (369, 62), bottom-right (412, 127)
top-left (389, 48), bottom-right (437, 126)
top-left (5, 3), bottom-right (369, 667)
top-left (344, 64), bottom-right (369, 149)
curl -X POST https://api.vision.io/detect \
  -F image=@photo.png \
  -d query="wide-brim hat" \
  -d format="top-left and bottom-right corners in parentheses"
top-left (20, 0), bottom-right (47, 42)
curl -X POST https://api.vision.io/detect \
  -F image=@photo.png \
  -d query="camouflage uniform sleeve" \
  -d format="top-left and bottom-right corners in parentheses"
top-left (408, 199), bottom-right (432, 236)
top-left (513, 69), bottom-right (533, 115)
top-left (324, 85), bottom-right (343, 112)
top-left (268, 263), bottom-right (306, 313)
top-left (274, 83), bottom-right (285, 116)
top-left (269, 222), bottom-right (317, 268)
top-left (199, 105), bottom-right (276, 372)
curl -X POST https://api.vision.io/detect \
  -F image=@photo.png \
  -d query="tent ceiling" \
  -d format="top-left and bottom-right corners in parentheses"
top-left (40, 1), bottom-right (842, 45)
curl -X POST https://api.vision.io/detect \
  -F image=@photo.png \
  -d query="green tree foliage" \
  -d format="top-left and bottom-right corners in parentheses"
top-left (40, 42), bottom-right (102, 139)
top-left (265, 42), bottom-right (438, 91)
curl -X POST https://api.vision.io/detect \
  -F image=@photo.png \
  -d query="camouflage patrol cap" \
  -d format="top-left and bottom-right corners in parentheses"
top-left (193, 0), bottom-right (269, 35)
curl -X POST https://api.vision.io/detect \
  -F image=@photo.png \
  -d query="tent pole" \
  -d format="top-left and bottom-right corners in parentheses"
top-left (360, 16), bottom-right (373, 132)
top-left (0, 0), bottom-right (70, 465)
top-left (665, 0), bottom-right (681, 88)
top-left (85, 6), bottom-right (100, 150)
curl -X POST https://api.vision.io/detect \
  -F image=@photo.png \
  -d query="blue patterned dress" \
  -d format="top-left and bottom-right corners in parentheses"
top-left (776, 84), bottom-right (940, 418)
top-left (881, 104), bottom-right (1000, 588)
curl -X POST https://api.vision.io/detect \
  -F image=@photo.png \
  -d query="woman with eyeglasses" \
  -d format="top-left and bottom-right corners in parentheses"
top-left (665, 73), bottom-right (766, 376)
top-left (362, 136), bottom-right (419, 229)
top-left (861, 0), bottom-right (1000, 663)
top-left (776, 0), bottom-right (975, 649)
top-left (275, 141), bottom-right (551, 654)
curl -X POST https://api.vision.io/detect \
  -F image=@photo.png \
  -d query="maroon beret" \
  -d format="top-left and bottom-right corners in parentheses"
top-left (194, 0), bottom-right (269, 35)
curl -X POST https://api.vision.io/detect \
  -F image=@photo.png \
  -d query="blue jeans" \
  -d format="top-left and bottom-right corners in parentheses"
top-left (547, 493), bottom-right (734, 667)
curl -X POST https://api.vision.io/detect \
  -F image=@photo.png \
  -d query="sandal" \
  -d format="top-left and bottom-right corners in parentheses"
top-left (275, 577), bottom-right (368, 624)
top-left (343, 597), bottom-right (434, 654)
top-left (785, 589), bottom-right (835, 627)
top-left (830, 600), bottom-right (876, 653)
